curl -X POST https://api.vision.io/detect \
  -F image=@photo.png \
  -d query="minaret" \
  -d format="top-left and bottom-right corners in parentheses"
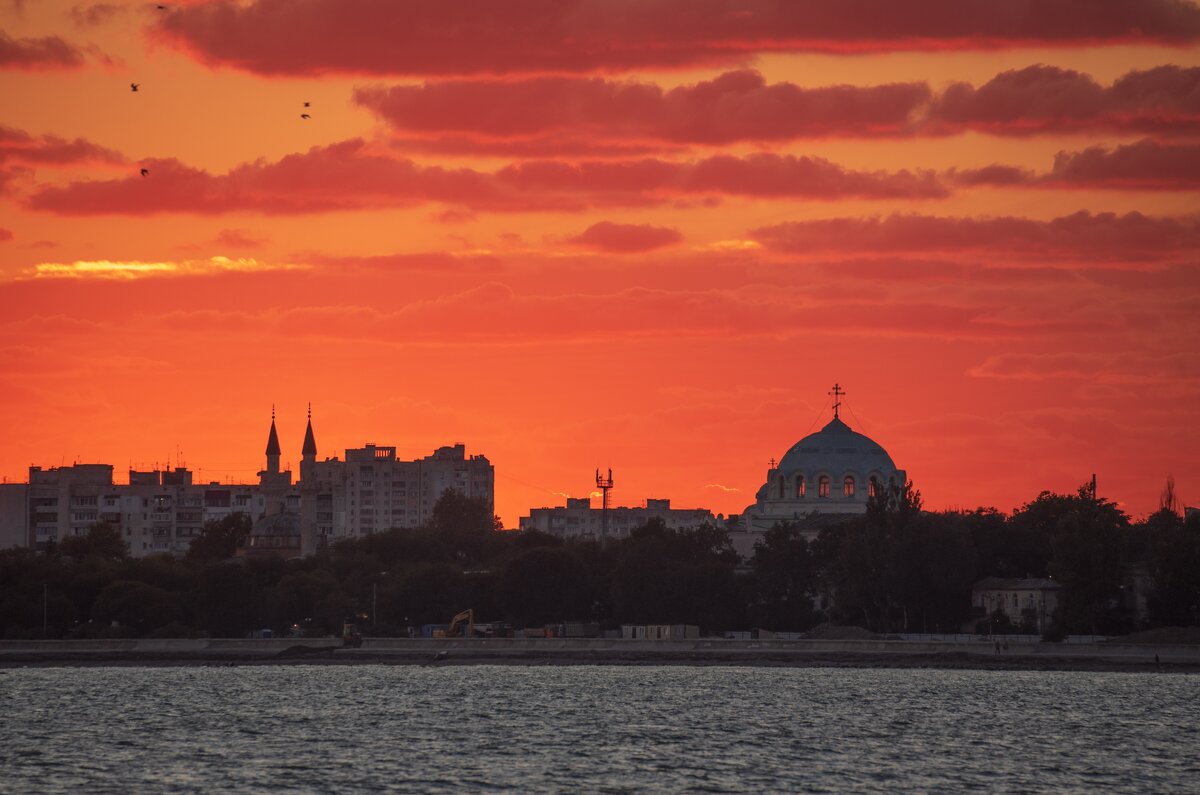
top-left (299, 403), bottom-right (319, 557)
top-left (265, 405), bottom-right (281, 475)
top-left (301, 403), bottom-right (317, 469)
top-left (258, 405), bottom-right (292, 515)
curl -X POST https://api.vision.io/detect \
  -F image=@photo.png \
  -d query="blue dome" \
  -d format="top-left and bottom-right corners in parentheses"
top-left (252, 510), bottom-right (301, 536)
top-left (777, 417), bottom-right (896, 477)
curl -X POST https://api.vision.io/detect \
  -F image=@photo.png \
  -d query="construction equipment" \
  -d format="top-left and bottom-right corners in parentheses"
top-left (433, 609), bottom-right (475, 638)
top-left (342, 621), bottom-right (363, 648)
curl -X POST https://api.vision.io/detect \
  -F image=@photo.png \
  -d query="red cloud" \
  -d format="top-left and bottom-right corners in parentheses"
top-left (359, 65), bottom-right (1199, 150)
top-left (970, 352), bottom-right (1200, 384)
top-left (567, 222), bottom-right (683, 253)
top-left (70, 4), bottom-right (127, 27)
top-left (949, 140), bottom-right (1200, 190)
top-left (1, 247), bottom-right (1190, 351)
top-left (0, 29), bottom-right (88, 69)
top-left (306, 252), bottom-right (502, 273)
top-left (927, 64), bottom-right (1200, 135)
top-left (26, 141), bottom-right (520, 214)
top-left (751, 212), bottom-right (1200, 262)
top-left (495, 155), bottom-right (946, 200)
top-left (0, 124), bottom-right (127, 166)
top-left (26, 141), bottom-right (948, 215)
top-left (153, 0), bottom-right (1200, 76)
top-left (675, 154), bottom-right (945, 198)
top-left (212, 228), bottom-right (265, 248)
top-left (0, 166), bottom-right (30, 196)
top-left (947, 165), bottom-right (1036, 186)
top-left (355, 70), bottom-right (929, 145)
top-left (101, 286), bottom-right (1050, 344)
top-left (388, 136), bottom-right (665, 158)
top-left (1046, 139), bottom-right (1200, 190)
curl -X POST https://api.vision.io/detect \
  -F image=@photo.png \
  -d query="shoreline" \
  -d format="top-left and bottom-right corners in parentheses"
top-left (2, 638), bottom-right (1197, 672)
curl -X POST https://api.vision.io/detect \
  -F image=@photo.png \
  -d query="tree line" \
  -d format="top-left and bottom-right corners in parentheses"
top-left (1, 483), bottom-right (1197, 640)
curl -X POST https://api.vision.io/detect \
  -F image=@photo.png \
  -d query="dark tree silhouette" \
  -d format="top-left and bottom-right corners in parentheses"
top-left (59, 522), bottom-right (127, 560)
top-left (2, 477), bottom-right (1196, 640)
top-left (186, 513), bottom-right (251, 562)
top-left (499, 546), bottom-right (593, 627)
top-left (1014, 486), bottom-right (1130, 634)
top-left (91, 580), bottom-right (182, 633)
top-left (748, 523), bottom-right (819, 631)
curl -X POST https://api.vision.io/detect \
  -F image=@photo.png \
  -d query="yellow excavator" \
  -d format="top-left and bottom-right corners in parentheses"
top-left (433, 609), bottom-right (475, 638)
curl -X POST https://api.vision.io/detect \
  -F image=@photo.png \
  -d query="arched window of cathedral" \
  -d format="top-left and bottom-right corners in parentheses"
top-left (818, 475), bottom-right (830, 498)
top-left (868, 476), bottom-right (878, 498)
top-left (843, 476), bottom-right (855, 498)
top-left (796, 475), bottom-right (805, 498)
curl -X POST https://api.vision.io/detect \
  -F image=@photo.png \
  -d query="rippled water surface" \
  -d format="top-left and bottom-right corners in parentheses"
top-left (2, 665), bottom-right (1198, 793)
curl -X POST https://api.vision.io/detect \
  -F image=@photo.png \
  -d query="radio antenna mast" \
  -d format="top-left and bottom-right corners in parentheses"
top-left (595, 468), bottom-right (614, 540)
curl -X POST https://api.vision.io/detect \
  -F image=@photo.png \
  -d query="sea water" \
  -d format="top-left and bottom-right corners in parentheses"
top-left (1, 665), bottom-right (1197, 793)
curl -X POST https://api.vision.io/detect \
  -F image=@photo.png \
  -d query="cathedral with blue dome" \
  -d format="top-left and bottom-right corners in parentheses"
top-left (737, 384), bottom-right (906, 539)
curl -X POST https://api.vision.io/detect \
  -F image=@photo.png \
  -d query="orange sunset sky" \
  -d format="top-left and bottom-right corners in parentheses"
top-left (1, 0), bottom-right (1198, 526)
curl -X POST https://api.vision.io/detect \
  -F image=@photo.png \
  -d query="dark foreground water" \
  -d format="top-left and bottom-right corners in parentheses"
top-left (1, 665), bottom-right (1197, 793)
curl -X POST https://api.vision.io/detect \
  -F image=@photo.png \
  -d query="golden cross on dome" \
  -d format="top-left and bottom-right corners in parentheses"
top-left (829, 383), bottom-right (845, 419)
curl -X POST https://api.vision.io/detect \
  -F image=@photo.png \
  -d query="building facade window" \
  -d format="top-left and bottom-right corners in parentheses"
top-left (796, 476), bottom-right (805, 498)
top-left (868, 476), bottom-right (878, 498)
top-left (818, 476), bottom-right (830, 498)
top-left (844, 476), bottom-right (855, 498)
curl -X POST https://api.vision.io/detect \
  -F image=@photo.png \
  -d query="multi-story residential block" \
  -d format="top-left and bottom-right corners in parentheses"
top-left (305, 442), bottom-right (494, 541)
top-left (0, 483), bottom-right (28, 549)
top-left (1, 408), bottom-right (495, 558)
top-left (13, 463), bottom-right (271, 556)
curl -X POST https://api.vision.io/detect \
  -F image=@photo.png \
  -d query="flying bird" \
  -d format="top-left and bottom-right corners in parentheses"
top-left (300, 114), bottom-right (311, 120)
top-left (157, 4), bottom-right (167, 8)
top-left (303, 102), bottom-right (310, 107)
top-left (130, 83), bottom-right (139, 92)
top-left (140, 168), bottom-right (149, 177)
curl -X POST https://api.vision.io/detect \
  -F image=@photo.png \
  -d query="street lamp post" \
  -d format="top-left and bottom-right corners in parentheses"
top-left (373, 571), bottom-right (389, 630)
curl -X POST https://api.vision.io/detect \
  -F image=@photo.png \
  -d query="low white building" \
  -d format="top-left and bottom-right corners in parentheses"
top-left (971, 577), bottom-right (1061, 633)
top-left (520, 497), bottom-right (716, 542)
top-left (621, 624), bottom-right (700, 640)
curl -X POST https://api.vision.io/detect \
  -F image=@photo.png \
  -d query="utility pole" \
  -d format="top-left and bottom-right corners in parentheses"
top-left (373, 571), bottom-right (388, 629)
top-left (42, 584), bottom-right (48, 638)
